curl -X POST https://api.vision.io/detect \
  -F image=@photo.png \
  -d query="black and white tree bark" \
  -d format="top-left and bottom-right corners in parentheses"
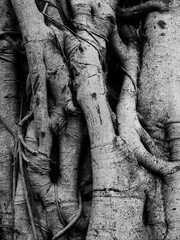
top-left (1, 0), bottom-right (180, 240)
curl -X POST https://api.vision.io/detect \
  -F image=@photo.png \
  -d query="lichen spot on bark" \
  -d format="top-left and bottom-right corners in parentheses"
top-left (157, 20), bottom-right (166, 29)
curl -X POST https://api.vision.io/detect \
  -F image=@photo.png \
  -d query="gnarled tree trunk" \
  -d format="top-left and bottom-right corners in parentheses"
top-left (1, 0), bottom-right (180, 240)
top-left (138, 2), bottom-right (180, 239)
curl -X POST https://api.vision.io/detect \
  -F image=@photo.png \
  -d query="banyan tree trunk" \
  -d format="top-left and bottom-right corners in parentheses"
top-left (137, 3), bottom-right (180, 239)
top-left (2, 0), bottom-right (180, 239)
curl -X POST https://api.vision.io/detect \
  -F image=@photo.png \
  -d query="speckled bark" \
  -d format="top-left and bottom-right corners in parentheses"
top-left (0, 0), bottom-right (19, 239)
top-left (11, 0), bottom-right (86, 239)
top-left (66, 1), bottom-right (171, 239)
top-left (137, 3), bottom-right (180, 239)
top-left (2, 0), bottom-right (180, 239)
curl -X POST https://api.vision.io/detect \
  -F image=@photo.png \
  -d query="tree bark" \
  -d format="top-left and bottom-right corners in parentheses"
top-left (0, 1), bottom-right (19, 239)
top-left (1, 0), bottom-right (180, 239)
top-left (137, 3), bottom-right (180, 239)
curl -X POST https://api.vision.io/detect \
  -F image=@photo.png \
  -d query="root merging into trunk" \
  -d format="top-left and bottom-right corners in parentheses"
top-left (1, 0), bottom-right (180, 239)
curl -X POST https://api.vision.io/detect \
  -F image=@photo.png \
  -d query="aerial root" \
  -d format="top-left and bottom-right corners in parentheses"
top-left (18, 111), bottom-right (38, 156)
top-left (18, 143), bottom-right (38, 240)
top-left (52, 190), bottom-right (82, 240)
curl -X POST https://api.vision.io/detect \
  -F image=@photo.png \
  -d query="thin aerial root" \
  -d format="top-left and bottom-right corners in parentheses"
top-left (52, 190), bottom-right (82, 240)
top-left (18, 135), bottom-right (38, 155)
top-left (137, 112), bottom-right (147, 127)
top-left (19, 145), bottom-right (38, 240)
top-left (0, 30), bottom-right (21, 36)
top-left (0, 54), bottom-right (15, 63)
top-left (12, 139), bottom-right (19, 215)
top-left (18, 110), bottom-right (33, 126)
top-left (0, 115), bottom-right (16, 139)
top-left (140, 127), bottom-right (163, 157)
top-left (18, 111), bottom-right (38, 155)
top-left (120, 65), bottom-right (137, 93)
top-left (21, 151), bottom-right (50, 173)
top-left (0, 114), bottom-right (18, 203)
top-left (0, 115), bottom-right (18, 211)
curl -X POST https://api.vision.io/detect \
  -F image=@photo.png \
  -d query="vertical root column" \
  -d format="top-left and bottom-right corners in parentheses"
top-left (164, 122), bottom-right (180, 239)
top-left (166, 122), bottom-right (180, 161)
top-left (86, 196), bottom-right (147, 240)
top-left (24, 153), bottom-right (66, 239)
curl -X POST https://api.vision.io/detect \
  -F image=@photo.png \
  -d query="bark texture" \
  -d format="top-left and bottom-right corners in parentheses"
top-left (1, 0), bottom-right (180, 240)
top-left (138, 4), bottom-right (180, 239)
top-left (0, 1), bottom-right (19, 239)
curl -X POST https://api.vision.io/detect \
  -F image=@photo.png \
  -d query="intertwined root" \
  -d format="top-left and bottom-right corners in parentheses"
top-left (117, 1), bottom-right (169, 19)
top-left (9, 0), bottom-right (180, 239)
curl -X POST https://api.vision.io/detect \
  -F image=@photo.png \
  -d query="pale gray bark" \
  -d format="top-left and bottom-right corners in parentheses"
top-left (0, 1), bottom-right (19, 239)
top-left (1, 0), bottom-right (180, 240)
top-left (138, 4), bottom-right (180, 239)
